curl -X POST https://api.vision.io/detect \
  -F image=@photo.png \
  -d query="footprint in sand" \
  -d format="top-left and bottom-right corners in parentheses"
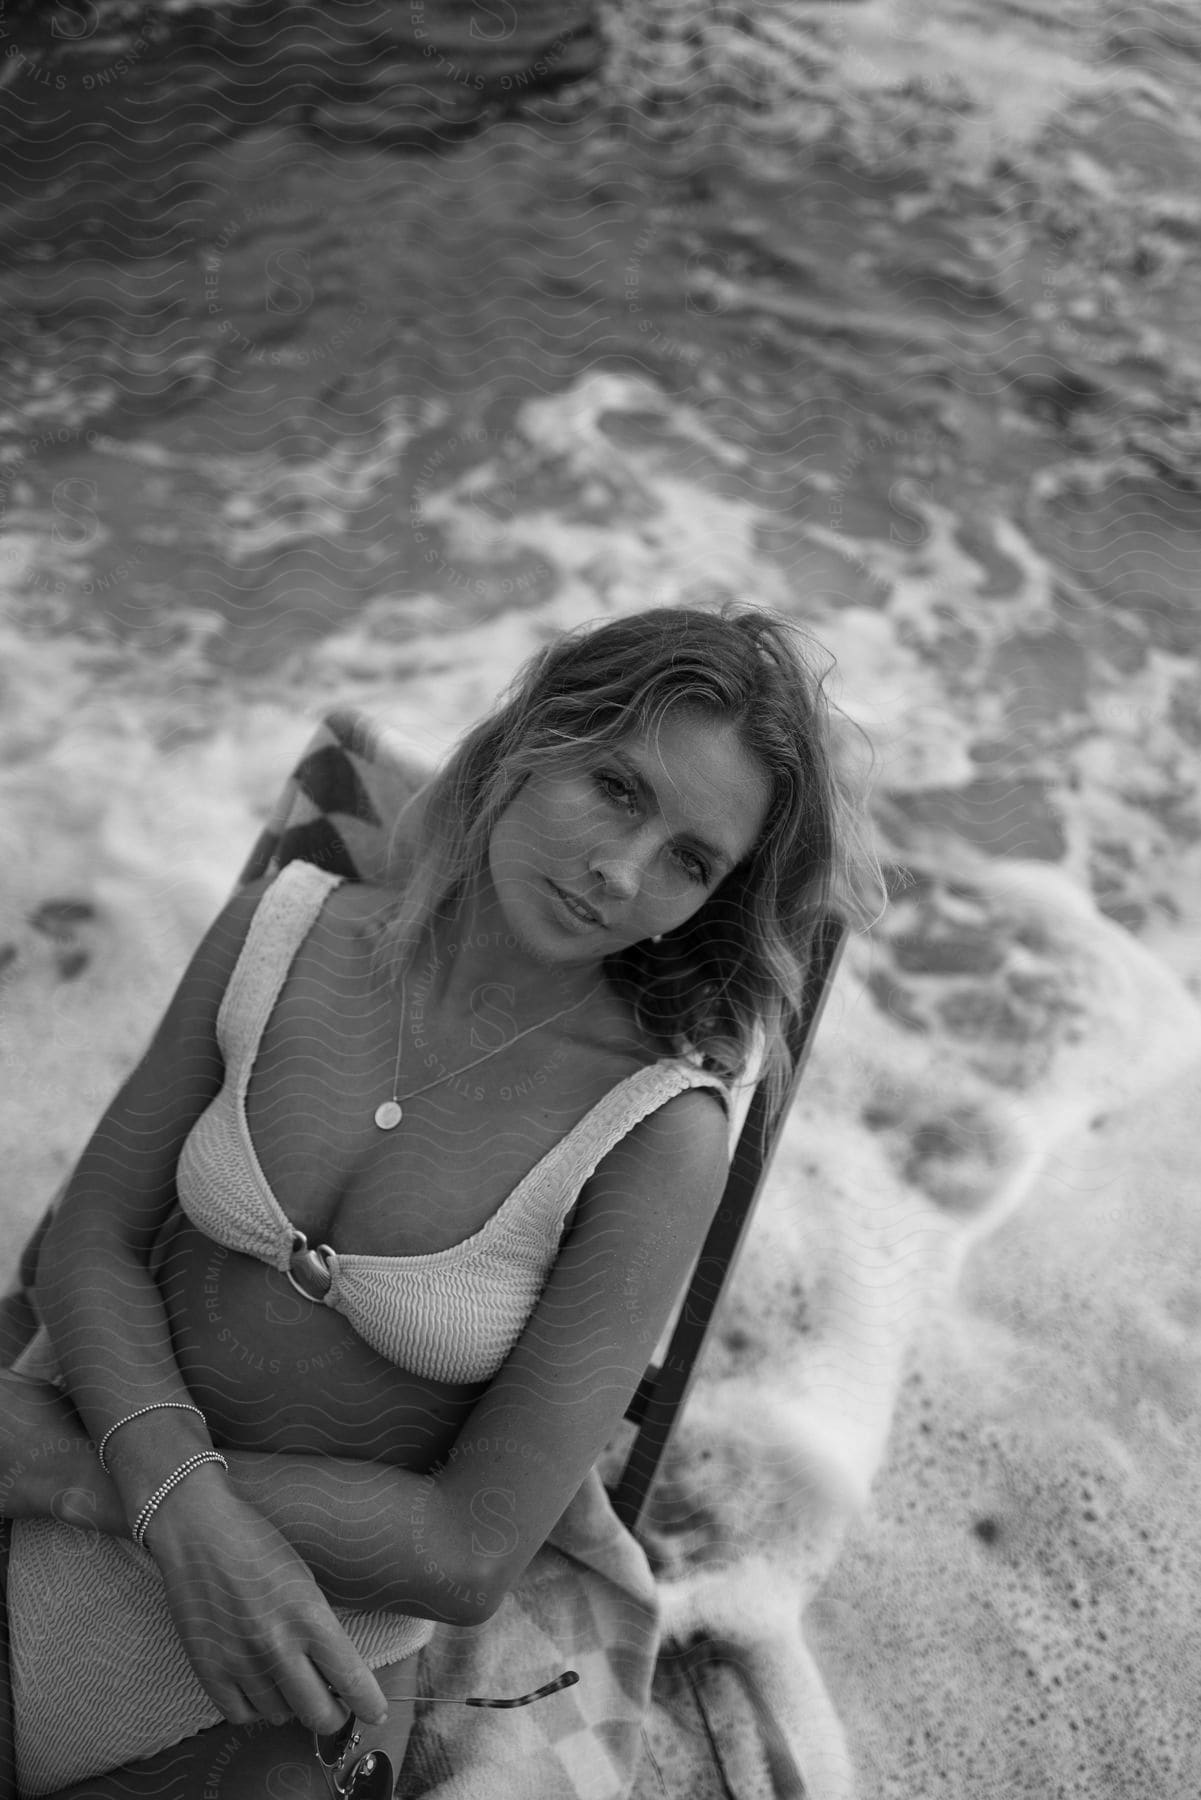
top-left (27, 897), bottom-right (98, 983)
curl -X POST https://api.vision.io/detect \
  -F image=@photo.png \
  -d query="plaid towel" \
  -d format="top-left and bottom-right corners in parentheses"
top-left (404, 1470), bottom-right (660, 1799)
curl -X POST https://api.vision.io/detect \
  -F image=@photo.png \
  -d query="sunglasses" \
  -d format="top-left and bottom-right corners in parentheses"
top-left (314, 1713), bottom-right (393, 1800)
top-left (314, 1671), bottom-right (579, 1796)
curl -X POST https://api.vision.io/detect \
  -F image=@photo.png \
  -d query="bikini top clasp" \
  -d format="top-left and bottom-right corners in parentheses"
top-left (287, 1228), bottom-right (336, 1301)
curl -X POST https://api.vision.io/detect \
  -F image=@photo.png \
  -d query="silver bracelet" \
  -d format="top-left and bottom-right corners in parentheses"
top-left (97, 1401), bottom-right (208, 1474)
top-left (132, 1450), bottom-right (229, 1548)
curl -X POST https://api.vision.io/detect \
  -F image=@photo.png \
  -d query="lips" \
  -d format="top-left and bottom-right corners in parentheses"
top-left (549, 882), bottom-right (605, 928)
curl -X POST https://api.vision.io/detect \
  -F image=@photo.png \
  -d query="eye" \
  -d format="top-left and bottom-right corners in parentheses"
top-left (676, 848), bottom-right (711, 884)
top-left (595, 770), bottom-right (711, 883)
top-left (594, 770), bottom-right (638, 813)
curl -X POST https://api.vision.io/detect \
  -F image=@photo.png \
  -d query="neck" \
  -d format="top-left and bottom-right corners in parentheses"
top-left (420, 866), bottom-right (607, 1021)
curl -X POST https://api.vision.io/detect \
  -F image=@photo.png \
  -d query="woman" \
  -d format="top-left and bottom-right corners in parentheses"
top-left (0, 604), bottom-right (870, 1797)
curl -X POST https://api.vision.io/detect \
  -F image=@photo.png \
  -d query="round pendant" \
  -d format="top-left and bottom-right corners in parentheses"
top-left (374, 1100), bottom-right (403, 1131)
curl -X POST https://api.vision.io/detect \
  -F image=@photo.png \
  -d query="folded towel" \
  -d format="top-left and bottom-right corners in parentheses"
top-left (404, 1469), bottom-right (660, 1800)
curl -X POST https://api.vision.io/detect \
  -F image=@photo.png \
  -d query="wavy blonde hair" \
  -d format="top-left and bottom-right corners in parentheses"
top-left (375, 605), bottom-right (881, 1129)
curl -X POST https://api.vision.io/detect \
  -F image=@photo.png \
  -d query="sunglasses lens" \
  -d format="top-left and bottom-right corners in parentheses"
top-left (342, 1751), bottom-right (395, 1799)
top-left (312, 1713), bottom-right (395, 1800)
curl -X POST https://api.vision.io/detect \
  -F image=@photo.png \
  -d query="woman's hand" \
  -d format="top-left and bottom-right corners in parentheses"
top-left (140, 1462), bottom-right (388, 1731)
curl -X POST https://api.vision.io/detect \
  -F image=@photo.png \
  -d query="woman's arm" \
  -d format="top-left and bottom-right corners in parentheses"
top-left (25, 881), bottom-right (393, 1731)
top-left (428, 1082), bottom-right (732, 1607)
top-left (33, 881), bottom-right (263, 1517)
top-left (0, 1371), bottom-right (485, 1623)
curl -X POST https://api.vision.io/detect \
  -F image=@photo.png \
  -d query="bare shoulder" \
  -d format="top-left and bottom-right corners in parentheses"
top-left (170, 875), bottom-right (272, 1016)
top-left (580, 1079), bottom-right (730, 1216)
top-left (614, 1079), bottom-right (728, 1159)
top-left (172, 863), bottom-right (352, 1012)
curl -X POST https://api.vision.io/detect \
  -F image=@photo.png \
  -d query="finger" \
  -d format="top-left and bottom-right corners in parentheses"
top-left (182, 1659), bottom-right (262, 1729)
top-left (240, 1646), bottom-right (363, 1733)
top-left (242, 1685), bottom-right (292, 1729)
top-left (239, 1645), bottom-right (325, 1730)
top-left (310, 1642), bottom-right (388, 1728)
top-left (205, 1678), bottom-right (263, 1728)
top-left (275, 1659), bottom-right (361, 1734)
top-left (214, 1680), bottom-right (284, 1728)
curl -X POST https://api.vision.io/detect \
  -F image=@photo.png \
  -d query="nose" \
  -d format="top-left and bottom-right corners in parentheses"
top-left (590, 818), bottom-right (671, 902)
top-left (588, 849), bottom-right (640, 902)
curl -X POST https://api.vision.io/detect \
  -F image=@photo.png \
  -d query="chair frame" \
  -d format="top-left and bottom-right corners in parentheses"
top-left (608, 910), bottom-right (846, 1530)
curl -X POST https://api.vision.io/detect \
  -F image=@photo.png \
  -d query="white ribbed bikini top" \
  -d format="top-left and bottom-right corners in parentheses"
top-left (174, 860), bottom-right (729, 1385)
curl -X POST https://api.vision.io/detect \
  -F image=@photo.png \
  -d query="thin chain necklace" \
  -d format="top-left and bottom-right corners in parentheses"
top-left (374, 959), bottom-right (602, 1131)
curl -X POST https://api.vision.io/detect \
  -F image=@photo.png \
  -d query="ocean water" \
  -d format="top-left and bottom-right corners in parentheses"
top-left (2, 2), bottom-right (1201, 1795)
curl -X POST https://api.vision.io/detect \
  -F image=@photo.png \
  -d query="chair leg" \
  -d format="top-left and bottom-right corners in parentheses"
top-left (677, 1637), bottom-right (810, 1800)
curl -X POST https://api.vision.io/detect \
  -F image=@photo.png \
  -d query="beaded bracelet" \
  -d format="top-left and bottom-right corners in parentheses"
top-left (97, 1402), bottom-right (208, 1474)
top-left (132, 1450), bottom-right (229, 1549)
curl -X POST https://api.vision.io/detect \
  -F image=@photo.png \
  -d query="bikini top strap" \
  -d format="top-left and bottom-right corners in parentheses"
top-left (215, 860), bottom-right (345, 1065)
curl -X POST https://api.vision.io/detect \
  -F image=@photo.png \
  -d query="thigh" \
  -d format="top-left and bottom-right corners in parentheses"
top-left (40, 1658), bottom-right (417, 1800)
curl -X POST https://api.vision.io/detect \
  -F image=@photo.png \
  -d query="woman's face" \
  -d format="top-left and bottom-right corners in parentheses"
top-left (487, 709), bottom-right (772, 964)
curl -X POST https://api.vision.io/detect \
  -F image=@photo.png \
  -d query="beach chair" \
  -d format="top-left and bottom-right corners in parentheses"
top-left (0, 706), bottom-right (846, 1533)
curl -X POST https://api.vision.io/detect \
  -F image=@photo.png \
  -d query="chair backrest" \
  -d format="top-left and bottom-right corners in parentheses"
top-left (243, 708), bottom-right (847, 1533)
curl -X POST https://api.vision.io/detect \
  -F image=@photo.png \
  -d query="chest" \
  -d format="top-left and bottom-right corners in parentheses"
top-left (239, 936), bottom-right (647, 1257)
